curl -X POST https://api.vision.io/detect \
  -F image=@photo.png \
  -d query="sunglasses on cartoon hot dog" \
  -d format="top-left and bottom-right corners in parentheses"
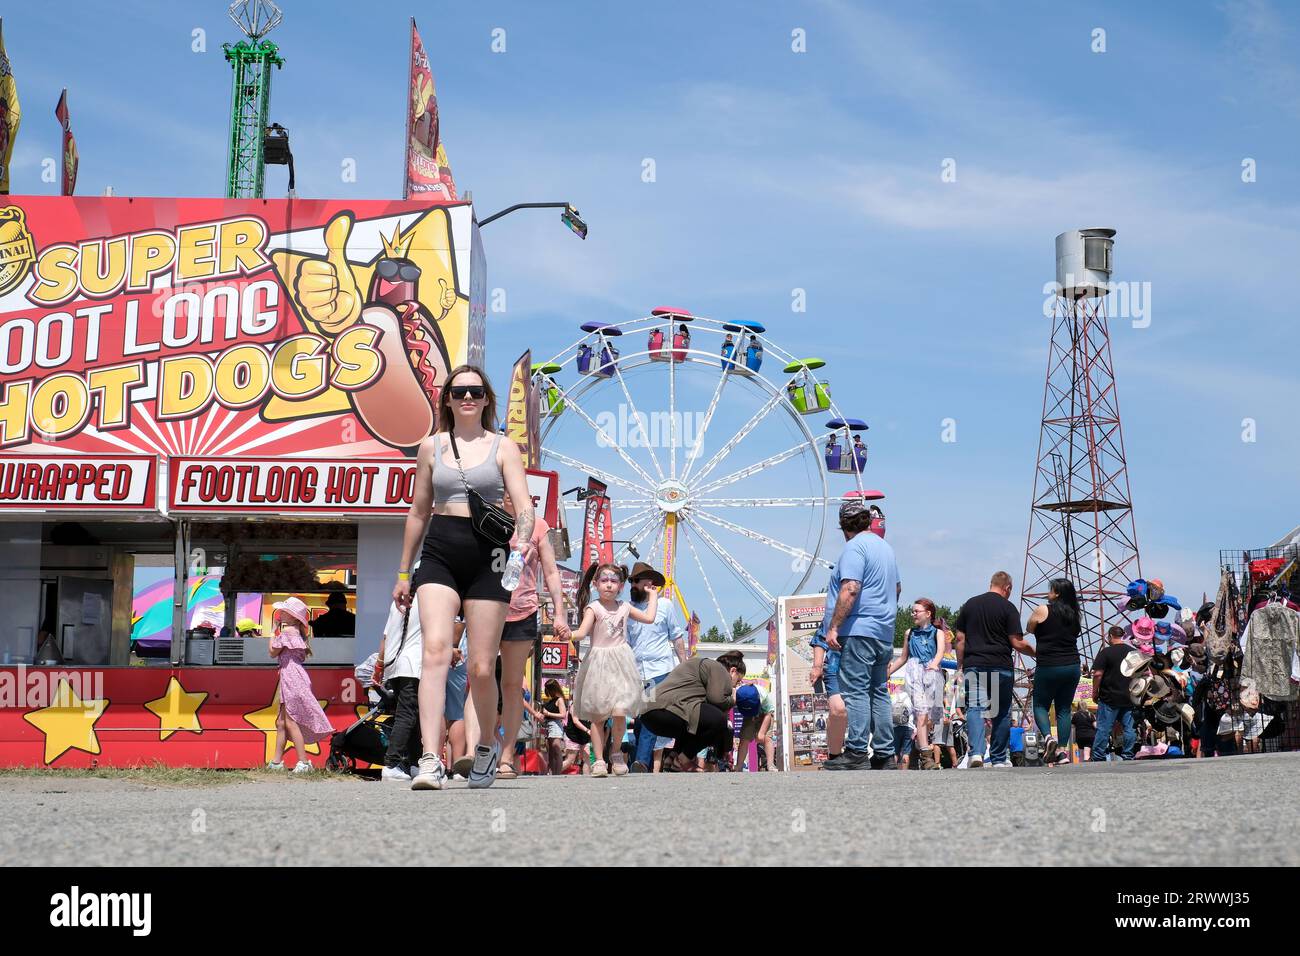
top-left (449, 385), bottom-right (487, 400)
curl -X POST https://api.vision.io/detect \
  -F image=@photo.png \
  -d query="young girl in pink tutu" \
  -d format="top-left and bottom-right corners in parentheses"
top-left (570, 563), bottom-right (659, 777)
top-left (267, 597), bottom-right (335, 773)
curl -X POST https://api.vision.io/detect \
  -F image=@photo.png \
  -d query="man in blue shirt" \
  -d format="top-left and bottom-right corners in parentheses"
top-left (625, 562), bottom-right (687, 772)
top-left (823, 498), bottom-right (901, 771)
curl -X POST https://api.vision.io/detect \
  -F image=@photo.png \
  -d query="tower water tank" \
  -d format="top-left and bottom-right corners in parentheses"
top-left (1055, 228), bottom-right (1115, 298)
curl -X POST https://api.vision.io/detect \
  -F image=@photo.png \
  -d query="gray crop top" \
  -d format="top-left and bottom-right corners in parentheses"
top-left (431, 433), bottom-right (506, 506)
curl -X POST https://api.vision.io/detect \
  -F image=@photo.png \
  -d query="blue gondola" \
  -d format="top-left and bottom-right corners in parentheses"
top-left (721, 321), bottom-right (766, 375)
top-left (825, 418), bottom-right (869, 474)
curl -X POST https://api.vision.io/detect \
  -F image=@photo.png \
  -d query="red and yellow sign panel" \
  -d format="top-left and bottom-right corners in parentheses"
top-left (0, 197), bottom-right (486, 496)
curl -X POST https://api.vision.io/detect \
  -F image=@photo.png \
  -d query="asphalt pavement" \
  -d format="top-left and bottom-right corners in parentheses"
top-left (2, 752), bottom-right (1296, 866)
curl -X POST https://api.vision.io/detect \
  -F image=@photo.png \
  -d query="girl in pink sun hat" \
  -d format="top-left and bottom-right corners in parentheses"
top-left (267, 596), bottom-right (335, 773)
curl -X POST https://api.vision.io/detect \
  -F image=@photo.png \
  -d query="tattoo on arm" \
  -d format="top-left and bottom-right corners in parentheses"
top-left (829, 581), bottom-right (861, 629)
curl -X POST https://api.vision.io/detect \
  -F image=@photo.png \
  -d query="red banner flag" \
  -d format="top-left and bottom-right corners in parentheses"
top-left (54, 89), bottom-right (77, 196)
top-left (403, 19), bottom-right (456, 202)
top-left (581, 478), bottom-right (613, 570)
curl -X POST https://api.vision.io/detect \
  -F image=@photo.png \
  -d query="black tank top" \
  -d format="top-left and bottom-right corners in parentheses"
top-left (1034, 606), bottom-right (1080, 666)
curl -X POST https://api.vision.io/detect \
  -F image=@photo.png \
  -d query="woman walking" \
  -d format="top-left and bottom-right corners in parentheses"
top-left (539, 680), bottom-right (569, 775)
top-left (393, 366), bottom-right (536, 791)
top-left (1026, 577), bottom-right (1082, 765)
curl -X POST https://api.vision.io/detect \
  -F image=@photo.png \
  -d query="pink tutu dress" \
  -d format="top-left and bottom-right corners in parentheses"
top-left (271, 627), bottom-right (335, 743)
top-left (572, 602), bottom-right (643, 720)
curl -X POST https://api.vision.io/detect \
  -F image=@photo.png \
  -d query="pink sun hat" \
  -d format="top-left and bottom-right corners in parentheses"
top-left (272, 596), bottom-right (311, 631)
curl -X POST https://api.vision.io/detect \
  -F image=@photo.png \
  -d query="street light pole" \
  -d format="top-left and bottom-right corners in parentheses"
top-left (478, 202), bottom-right (588, 239)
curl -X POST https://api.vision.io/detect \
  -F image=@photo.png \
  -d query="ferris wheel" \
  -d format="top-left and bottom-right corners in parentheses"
top-left (536, 308), bottom-right (879, 639)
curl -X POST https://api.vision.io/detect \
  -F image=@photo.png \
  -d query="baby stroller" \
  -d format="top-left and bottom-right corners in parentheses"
top-left (326, 685), bottom-right (396, 773)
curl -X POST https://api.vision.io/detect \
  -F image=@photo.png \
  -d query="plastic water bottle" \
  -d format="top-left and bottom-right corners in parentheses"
top-left (501, 550), bottom-right (525, 591)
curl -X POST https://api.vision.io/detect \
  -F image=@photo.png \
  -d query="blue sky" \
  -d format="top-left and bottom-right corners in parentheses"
top-left (4, 1), bottom-right (1298, 620)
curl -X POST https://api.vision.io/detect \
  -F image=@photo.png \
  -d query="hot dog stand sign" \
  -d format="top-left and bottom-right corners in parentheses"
top-left (0, 197), bottom-right (486, 464)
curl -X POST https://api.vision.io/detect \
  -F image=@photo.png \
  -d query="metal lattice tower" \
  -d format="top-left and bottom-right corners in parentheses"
top-left (223, 0), bottom-right (284, 199)
top-left (1019, 229), bottom-right (1142, 686)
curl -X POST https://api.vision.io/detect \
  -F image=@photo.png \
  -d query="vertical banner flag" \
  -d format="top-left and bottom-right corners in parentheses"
top-left (581, 478), bottom-right (613, 569)
top-left (526, 370), bottom-right (541, 469)
top-left (54, 88), bottom-right (77, 196)
top-left (404, 19), bottom-right (456, 201)
top-left (688, 611), bottom-right (701, 658)
top-left (505, 349), bottom-right (532, 467)
top-left (767, 616), bottom-right (778, 668)
top-left (0, 20), bottom-right (20, 195)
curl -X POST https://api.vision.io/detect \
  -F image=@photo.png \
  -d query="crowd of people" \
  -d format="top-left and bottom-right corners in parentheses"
top-left (259, 363), bottom-right (1286, 780)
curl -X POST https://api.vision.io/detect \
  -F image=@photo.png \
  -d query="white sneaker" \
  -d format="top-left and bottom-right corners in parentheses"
top-left (411, 753), bottom-right (447, 791)
top-left (381, 765), bottom-right (412, 783)
top-left (990, 761), bottom-right (1013, 769)
top-left (266, 760), bottom-right (286, 771)
top-left (467, 741), bottom-right (501, 789)
top-left (968, 754), bottom-right (983, 769)
top-left (292, 760), bottom-right (314, 774)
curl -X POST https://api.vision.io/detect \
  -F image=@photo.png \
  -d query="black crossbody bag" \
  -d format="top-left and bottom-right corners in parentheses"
top-left (448, 432), bottom-right (515, 547)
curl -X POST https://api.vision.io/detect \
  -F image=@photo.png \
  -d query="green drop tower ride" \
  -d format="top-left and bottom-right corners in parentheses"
top-left (223, 0), bottom-right (284, 199)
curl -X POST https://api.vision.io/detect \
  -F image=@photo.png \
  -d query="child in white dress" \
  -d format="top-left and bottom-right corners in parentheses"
top-left (571, 562), bottom-right (659, 777)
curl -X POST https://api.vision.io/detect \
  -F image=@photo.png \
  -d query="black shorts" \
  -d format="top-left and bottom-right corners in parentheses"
top-left (501, 615), bottom-right (539, 642)
top-left (412, 514), bottom-right (510, 604)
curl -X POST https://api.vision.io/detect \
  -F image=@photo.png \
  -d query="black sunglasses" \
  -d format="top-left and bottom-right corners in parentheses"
top-left (449, 385), bottom-right (487, 400)
top-left (377, 259), bottom-right (421, 282)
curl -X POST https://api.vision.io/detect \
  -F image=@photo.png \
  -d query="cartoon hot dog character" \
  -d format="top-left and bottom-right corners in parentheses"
top-left (284, 212), bottom-right (455, 449)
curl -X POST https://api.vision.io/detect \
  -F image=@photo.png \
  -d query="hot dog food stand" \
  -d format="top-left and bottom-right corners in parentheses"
top-left (0, 195), bottom-right (558, 767)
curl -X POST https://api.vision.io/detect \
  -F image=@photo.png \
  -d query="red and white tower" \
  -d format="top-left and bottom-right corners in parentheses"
top-left (1020, 228), bottom-right (1142, 671)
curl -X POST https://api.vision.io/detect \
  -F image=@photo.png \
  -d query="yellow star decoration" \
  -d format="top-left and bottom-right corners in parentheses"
top-left (143, 677), bottom-right (208, 741)
top-left (22, 680), bottom-right (110, 765)
top-left (243, 687), bottom-right (330, 764)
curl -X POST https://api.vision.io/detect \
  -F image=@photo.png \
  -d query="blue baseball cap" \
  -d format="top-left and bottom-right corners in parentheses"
top-left (736, 684), bottom-right (762, 718)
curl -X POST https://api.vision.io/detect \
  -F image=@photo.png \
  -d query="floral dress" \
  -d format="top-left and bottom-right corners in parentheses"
top-left (271, 626), bottom-right (335, 743)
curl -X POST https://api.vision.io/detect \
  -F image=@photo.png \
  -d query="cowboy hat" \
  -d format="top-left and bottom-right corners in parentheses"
top-left (272, 597), bottom-right (311, 630)
top-left (1121, 650), bottom-right (1152, 678)
top-left (1132, 617), bottom-right (1156, 640)
top-left (1146, 673), bottom-right (1175, 703)
top-left (1179, 703), bottom-right (1196, 725)
top-left (1154, 699), bottom-right (1183, 726)
top-left (628, 562), bottom-right (666, 589)
top-left (1128, 675), bottom-right (1151, 706)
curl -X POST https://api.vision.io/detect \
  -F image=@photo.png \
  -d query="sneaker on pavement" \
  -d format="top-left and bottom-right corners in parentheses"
top-left (291, 760), bottom-right (313, 774)
top-left (611, 756), bottom-right (629, 776)
top-left (591, 760), bottom-right (609, 778)
top-left (266, 760), bottom-right (286, 771)
top-left (968, 754), bottom-right (984, 769)
top-left (381, 765), bottom-right (412, 783)
top-left (990, 761), bottom-right (1013, 769)
top-left (467, 742), bottom-right (501, 789)
top-left (1042, 736), bottom-right (1060, 764)
top-left (869, 755), bottom-right (899, 770)
top-left (824, 750), bottom-right (872, 771)
top-left (452, 755), bottom-right (474, 778)
top-left (630, 761), bottom-right (649, 774)
top-left (411, 752), bottom-right (447, 791)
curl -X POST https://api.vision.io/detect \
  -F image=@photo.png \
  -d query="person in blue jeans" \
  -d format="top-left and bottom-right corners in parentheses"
top-left (1090, 626), bottom-right (1138, 760)
top-left (953, 572), bottom-right (1035, 768)
top-left (821, 498), bottom-right (901, 771)
top-left (810, 625), bottom-right (847, 760)
top-left (624, 562), bottom-right (687, 772)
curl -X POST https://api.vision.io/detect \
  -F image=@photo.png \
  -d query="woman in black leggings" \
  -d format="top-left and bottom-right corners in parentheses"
top-left (638, 650), bottom-right (745, 772)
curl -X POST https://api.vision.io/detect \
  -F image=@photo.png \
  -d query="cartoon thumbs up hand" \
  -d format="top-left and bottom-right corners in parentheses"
top-left (293, 212), bottom-right (363, 334)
